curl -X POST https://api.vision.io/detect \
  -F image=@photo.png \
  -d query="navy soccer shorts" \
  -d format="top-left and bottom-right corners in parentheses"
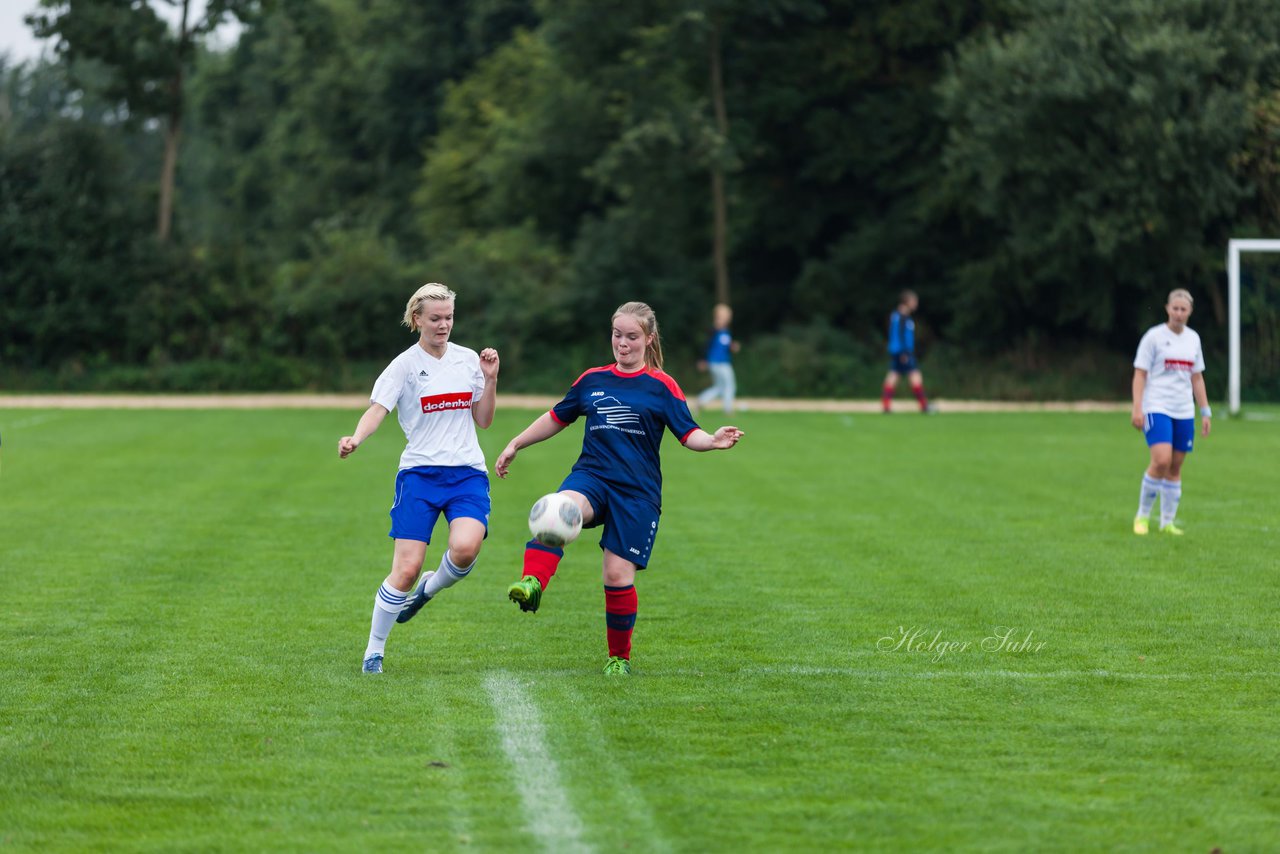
top-left (888, 354), bottom-right (918, 374)
top-left (558, 470), bottom-right (659, 568)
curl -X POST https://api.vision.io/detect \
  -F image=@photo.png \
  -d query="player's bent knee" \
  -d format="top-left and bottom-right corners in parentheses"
top-left (601, 552), bottom-right (638, 587)
top-left (449, 542), bottom-right (481, 567)
top-left (389, 565), bottom-right (420, 590)
top-left (391, 552), bottom-right (426, 584)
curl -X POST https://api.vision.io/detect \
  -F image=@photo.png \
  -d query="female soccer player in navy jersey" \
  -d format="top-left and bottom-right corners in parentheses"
top-left (494, 301), bottom-right (744, 676)
top-left (1130, 288), bottom-right (1211, 536)
top-left (338, 283), bottom-right (500, 673)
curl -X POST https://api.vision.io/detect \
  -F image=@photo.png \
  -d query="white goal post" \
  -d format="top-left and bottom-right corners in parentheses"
top-left (1225, 238), bottom-right (1280, 416)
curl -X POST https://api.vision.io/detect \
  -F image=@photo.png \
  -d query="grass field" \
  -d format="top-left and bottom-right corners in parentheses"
top-left (2, 404), bottom-right (1278, 852)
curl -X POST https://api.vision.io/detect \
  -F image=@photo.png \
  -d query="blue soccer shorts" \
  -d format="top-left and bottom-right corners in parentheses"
top-left (389, 465), bottom-right (491, 543)
top-left (1143, 413), bottom-right (1194, 453)
top-left (558, 470), bottom-right (660, 568)
top-left (888, 354), bottom-right (918, 374)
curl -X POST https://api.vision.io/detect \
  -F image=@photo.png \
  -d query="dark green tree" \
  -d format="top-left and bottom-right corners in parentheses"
top-left (28, 0), bottom-right (250, 241)
top-left (937, 0), bottom-right (1280, 348)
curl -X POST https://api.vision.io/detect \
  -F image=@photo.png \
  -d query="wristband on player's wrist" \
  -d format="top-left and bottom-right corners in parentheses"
top-left (1200, 406), bottom-right (1212, 418)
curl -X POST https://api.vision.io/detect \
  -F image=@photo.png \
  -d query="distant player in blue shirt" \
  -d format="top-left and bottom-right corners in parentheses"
top-left (495, 301), bottom-right (744, 676)
top-left (695, 303), bottom-right (740, 414)
top-left (881, 289), bottom-right (933, 413)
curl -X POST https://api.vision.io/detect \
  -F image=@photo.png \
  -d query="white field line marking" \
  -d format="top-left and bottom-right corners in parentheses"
top-left (484, 673), bottom-right (592, 854)
top-left (2, 413), bottom-right (63, 430)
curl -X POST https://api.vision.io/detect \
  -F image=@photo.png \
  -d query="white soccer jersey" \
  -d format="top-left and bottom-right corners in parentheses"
top-left (1133, 323), bottom-right (1205, 419)
top-left (370, 342), bottom-right (488, 471)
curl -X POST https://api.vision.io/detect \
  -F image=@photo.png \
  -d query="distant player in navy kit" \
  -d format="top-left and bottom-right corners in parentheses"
top-left (695, 303), bottom-right (740, 415)
top-left (495, 301), bottom-right (744, 676)
top-left (1131, 289), bottom-right (1211, 535)
top-left (881, 290), bottom-right (933, 413)
top-left (339, 283), bottom-right (500, 673)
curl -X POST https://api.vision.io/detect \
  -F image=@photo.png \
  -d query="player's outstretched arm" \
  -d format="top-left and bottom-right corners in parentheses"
top-left (473, 348), bottom-right (500, 429)
top-left (495, 412), bottom-right (567, 478)
top-left (684, 425), bottom-right (744, 452)
top-left (339, 403), bottom-right (390, 459)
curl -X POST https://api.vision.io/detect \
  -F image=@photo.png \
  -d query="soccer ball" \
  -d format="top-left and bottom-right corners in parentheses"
top-left (528, 492), bottom-right (583, 547)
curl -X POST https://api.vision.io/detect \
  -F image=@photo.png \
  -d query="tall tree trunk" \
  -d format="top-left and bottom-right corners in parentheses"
top-left (157, 108), bottom-right (181, 242)
top-left (157, 0), bottom-right (190, 243)
top-left (709, 20), bottom-right (730, 306)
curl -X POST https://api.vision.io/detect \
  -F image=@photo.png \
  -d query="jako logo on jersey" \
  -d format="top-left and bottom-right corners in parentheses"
top-left (590, 391), bottom-right (605, 396)
top-left (592, 395), bottom-right (641, 425)
top-left (420, 392), bottom-right (472, 413)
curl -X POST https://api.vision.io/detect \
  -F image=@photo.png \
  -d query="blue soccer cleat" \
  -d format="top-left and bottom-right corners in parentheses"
top-left (396, 571), bottom-right (434, 624)
top-left (362, 653), bottom-right (384, 674)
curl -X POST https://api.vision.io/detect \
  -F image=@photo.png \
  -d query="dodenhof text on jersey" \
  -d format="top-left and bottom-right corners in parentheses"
top-left (420, 392), bottom-right (473, 414)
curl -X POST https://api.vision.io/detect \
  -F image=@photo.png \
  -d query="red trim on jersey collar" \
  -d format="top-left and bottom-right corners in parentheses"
top-left (643, 368), bottom-right (687, 400)
top-left (567, 363), bottom-right (688, 400)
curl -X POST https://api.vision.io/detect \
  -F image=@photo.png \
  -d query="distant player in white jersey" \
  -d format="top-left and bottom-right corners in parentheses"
top-left (1130, 288), bottom-right (1211, 535)
top-left (338, 283), bottom-right (500, 672)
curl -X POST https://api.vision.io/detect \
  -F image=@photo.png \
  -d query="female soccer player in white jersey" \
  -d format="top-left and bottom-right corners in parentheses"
top-left (338, 283), bottom-right (500, 673)
top-left (494, 301), bottom-right (744, 676)
top-left (1130, 288), bottom-right (1212, 535)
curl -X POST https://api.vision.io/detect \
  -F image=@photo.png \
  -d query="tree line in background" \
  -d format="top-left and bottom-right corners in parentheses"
top-left (3, 0), bottom-right (1280, 399)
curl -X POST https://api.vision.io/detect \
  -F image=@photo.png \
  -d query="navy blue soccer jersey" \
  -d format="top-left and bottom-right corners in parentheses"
top-left (550, 365), bottom-right (701, 504)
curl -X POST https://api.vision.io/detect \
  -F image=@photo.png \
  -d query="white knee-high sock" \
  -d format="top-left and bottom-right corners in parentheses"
top-left (1160, 479), bottom-right (1182, 527)
top-left (1137, 473), bottom-right (1161, 519)
top-left (421, 550), bottom-right (474, 598)
top-left (365, 578), bottom-right (408, 658)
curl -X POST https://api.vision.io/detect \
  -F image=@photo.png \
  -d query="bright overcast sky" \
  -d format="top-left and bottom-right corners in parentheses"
top-left (1, 1), bottom-right (239, 65)
top-left (0, 1), bottom-right (46, 64)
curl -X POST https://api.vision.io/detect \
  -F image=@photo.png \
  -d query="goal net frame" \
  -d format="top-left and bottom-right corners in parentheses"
top-left (1225, 238), bottom-right (1280, 416)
